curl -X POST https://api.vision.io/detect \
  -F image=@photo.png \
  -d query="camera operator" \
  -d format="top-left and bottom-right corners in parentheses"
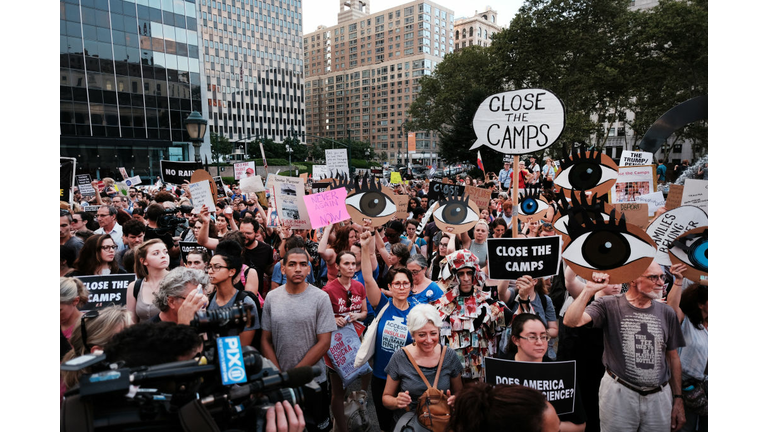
top-left (150, 267), bottom-right (210, 324)
top-left (145, 203), bottom-right (181, 266)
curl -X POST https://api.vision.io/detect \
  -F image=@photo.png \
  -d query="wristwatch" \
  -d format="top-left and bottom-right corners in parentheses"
top-left (673, 394), bottom-right (683, 399)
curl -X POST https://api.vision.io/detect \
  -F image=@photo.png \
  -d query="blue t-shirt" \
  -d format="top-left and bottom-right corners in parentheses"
top-left (372, 297), bottom-right (416, 379)
top-left (409, 281), bottom-right (443, 305)
top-left (271, 261), bottom-right (315, 285)
top-left (657, 164), bottom-right (667, 182)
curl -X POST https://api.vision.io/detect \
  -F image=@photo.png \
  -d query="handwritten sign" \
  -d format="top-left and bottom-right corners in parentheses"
top-left (485, 358), bottom-right (577, 415)
top-left (464, 185), bottom-right (492, 210)
top-left (394, 195), bottom-right (410, 220)
top-left (666, 184), bottom-right (684, 210)
top-left (75, 274), bottom-right (136, 310)
top-left (313, 164), bottom-right (331, 180)
top-left (611, 203), bottom-right (649, 228)
top-left (486, 237), bottom-right (562, 280)
top-left (633, 191), bottom-right (665, 217)
top-left (619, 151), bottom-right (654, 167)
top-left (189, 180), bottom-right (216, 212)
top-left (645, 206), bottom-right (708, 266)
top-left (325, 149), bottom-right (349, 179)
top-left (302, 187), bottom-right (351, 229)
top-left (390, 171), bottom-right (402, 184)
top-left (681, 179), bottom-right (708, 213)
top-left (234, 161), bottom-right (256, 180)
top-left (240, 175), bottom-right (266, 194)
top-left (471, 89), bottom-right (565, 154)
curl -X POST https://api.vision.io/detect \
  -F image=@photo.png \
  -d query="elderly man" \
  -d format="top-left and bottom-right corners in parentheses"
top-left (564, 261), bottom-right (687, 432)
top-left (498, 160), bottom-right (513, 191)
top-left (94, 205), bottom-right (124, 250)
top-left (149, 267), bottom-right (210, 324)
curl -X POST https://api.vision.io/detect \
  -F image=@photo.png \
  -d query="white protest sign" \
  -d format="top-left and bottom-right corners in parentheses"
top-left (633, 191), bottom-right (666, 217)
top-left (239, 175), bottom-right (266, 194)
top-left (124, 175), bottom-right (142, 187)
top-left (681, 179), bottom-right (708, 213)
top-left (646, 206), bottom-right (708, 266)
top-left (325, 149), bottom-right (349, 178)
top-left (313, 164), bottom-right (331, 180)
top-left (273, 176), bottom-right (312, 229)
top-left (609, 165), bottom-right (655, 203)
top-left (234, 161), bottom-right (256, 180)
top-left (189, 180), bottom-right (216, 212)
top-left (76, 174), bottom-right (96, 196)
top-left (470, 89), bottom-right (565, 154)
top-left (620, 151), bottom-right (654, 167)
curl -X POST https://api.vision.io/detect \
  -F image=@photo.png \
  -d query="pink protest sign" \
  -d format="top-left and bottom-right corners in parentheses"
top-left (302, 187), bottom-right (352, 229)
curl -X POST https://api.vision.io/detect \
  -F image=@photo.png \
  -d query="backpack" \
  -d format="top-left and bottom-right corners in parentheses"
top-left (133, 278), bottom-right (143, 299)
top-left (207, 284), bottom-right (263, 348)
top-left (403, 347), bottom-right (451, 432)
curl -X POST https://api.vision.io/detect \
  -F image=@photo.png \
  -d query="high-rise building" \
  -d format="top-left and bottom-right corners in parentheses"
top-left (198, 0), bottom-right (306, 151)
top-left (453, 7), bottom-right (502, 51)
top-left (304, 0), bottom-right (454, 167)
top-left (60, 0), bottom-right (204, 180)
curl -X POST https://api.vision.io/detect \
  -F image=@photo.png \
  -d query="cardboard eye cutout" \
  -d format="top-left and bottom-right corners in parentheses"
top-left (669, 226), bottom-right (708, 285)
top-left (645, 206), bottom-right (708, 266)
top-left (562, 209), bottom-right (657, 284)
top-left (333, 176), bottom-right (398, 227)
top-left (433, 195), bottom-right (481, 235)
top-left (517, 188), bottom-right (549, 220)
top-left (554, 150), bottom-right (619, 198)
top-left (551, 190), bottom-right (613, 243)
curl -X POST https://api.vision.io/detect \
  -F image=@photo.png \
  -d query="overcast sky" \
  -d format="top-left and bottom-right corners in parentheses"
top-left (301, 0), bottom-right (525, 34)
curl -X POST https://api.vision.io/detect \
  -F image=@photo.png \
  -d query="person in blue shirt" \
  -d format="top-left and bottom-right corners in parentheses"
top-left (498, 160), bottom-right (513, 191)
top-left (657, 159), bottom-right (667, 183)
top-left (406, 255), bottom-right (443, 304)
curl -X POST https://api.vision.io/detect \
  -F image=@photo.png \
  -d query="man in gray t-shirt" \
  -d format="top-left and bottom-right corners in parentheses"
top-left (261, 248), bottom-right (336, 432)
top-left (564, 261), bottom-right (687, 432)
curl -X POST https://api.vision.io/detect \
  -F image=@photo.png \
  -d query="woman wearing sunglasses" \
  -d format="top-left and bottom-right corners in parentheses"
top-left (71, 234), bottom-right (122, 276)
top-left (505, 313), bottom-right (586, 432)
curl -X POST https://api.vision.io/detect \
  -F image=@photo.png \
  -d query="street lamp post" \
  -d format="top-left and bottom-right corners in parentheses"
top-left (184, 111), bottom-right (208, 162)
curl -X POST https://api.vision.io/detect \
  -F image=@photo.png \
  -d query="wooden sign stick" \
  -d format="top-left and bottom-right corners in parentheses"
top-left (512, 155), bottom-right (519, 238)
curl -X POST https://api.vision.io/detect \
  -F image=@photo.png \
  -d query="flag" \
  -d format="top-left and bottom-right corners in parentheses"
top-left (477, 150), bottom-right (485, 173)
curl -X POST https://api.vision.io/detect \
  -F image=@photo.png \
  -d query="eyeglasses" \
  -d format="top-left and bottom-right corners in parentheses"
top-left (391, 282), bottom-right (411, 289)
top-left (642, 274), bottom-right (666, 283)
top-left (439, 243), bottom-right (449, 248)
top-left (101, 245), bottom-right (118, 251)
top-left (60, 209), bottom-right (71, 216)
top-left (517, 334), bottom-right (551, 343)
top-left (80, 310), bottom-right (100, 352)
top-left (205, 264), bottom-right (230, 272)
top-left (408, 268), bottom-right (423, 274)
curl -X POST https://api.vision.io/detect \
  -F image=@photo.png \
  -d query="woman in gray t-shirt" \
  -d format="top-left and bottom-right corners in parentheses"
top-left (382, 304), bottom-right (463, 426)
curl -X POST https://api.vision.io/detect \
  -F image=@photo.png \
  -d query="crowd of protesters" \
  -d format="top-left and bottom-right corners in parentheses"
top-left (60, 160), bottom-right (707, 432)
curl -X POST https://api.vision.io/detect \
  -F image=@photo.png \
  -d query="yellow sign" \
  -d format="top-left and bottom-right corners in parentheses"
top-left (390, 172), bottom-right (402, 184)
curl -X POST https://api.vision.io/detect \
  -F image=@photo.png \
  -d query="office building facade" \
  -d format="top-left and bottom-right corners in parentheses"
top-left (60, 0), bottom-right (204, 180)
top-left (304, 0), bottom-right (454, 167)
top-left (453, 7), bottom-right (502, 51)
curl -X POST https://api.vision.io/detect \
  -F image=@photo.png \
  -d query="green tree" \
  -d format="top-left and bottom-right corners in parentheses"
top-left (209, 133), bottom-right (233, 163)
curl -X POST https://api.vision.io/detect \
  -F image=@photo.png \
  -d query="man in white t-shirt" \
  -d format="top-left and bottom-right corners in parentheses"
top-left (527, 155), bottom-right (541, 188)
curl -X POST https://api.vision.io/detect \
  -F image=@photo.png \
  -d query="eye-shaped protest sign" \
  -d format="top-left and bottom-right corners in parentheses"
top-left (471, 89), bottom-right (565, 154)
top-left (669, 226), bottom-right (708, 285)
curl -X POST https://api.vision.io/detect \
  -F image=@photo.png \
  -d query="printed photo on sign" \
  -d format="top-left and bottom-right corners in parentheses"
top-left (485, 358), bottom-right (577, 415)
top-left (487, 237), bottom-right (562, 280)
top-left (234, 161), bottom-right (257, 180)
top-left (75, 274), bottom-right (136, 310)
top-left (609, 165), bottom-right (655, 204)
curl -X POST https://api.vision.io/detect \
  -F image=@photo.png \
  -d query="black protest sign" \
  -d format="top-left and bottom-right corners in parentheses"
top-left (75, 274), bottom-right (136, 310)
top-left (160, 160), bottom-right (202, 184)
top-left (61, 157), bottom-right (76, 204)
top-left (485, 358), bottom-right (577, 415)
top-left (427, 181), bottom-right (465, 209)
top-left (487, 237), bottom-right (562, 280)
top-left (76, 173), bottom-right (96, 196)
top-left (213, 176), bottom-right (227, 198)
top-left (180, 241), bottom-right (210, 264)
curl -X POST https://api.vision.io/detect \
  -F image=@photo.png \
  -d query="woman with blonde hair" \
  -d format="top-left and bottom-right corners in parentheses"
top-left (60, 305), bottom-right (133, 399)
top-left (126, 239), bottom-right (170, 323)
top-left (60, 277), bottom-right (90, 340)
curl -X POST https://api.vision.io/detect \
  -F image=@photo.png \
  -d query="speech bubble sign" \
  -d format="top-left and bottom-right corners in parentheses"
top-left (471, 89), bottom-right (565, 154)
top-left (645, 206), bottom-right (708, 266)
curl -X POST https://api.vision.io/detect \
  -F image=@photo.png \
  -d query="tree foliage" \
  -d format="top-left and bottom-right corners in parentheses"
top-left (209, 133), bottom-right (233, 163)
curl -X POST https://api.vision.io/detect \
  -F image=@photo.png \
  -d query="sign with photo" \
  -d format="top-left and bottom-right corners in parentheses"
top-left (485, 358), bottom-right (577, 415)
top-left (212, 176), bottom-right (228, 198)
top-left (487, 237), bottom-right (562, 280)
top-left (75, 274), bottom-right (136, 310)
top-left (272, 176), bottom-right (311, 229)
top-left (234, 161), bottom-right (257, 180)
top-left (609, 165), bottom-right (656, 204)
top-left (160, 160), bottom-right (202, 184)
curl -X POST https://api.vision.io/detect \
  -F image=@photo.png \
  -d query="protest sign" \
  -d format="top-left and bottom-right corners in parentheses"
top-left (76, 174), bottom-right (95, 196)
top-left (464, 185), bottom-right (492, 210)
top-left (471, 89), bottom-right (565, 154)
top-left (394, 195), bottom-right (410, 220)
top-left (299, 172), bottom-right (308, 183)
top-left (619, 151), bottom-right (654, 167)
top-left (213, 176), bottom-right (227, 198)
top-left (160, 160), bottom-right (202, 184)
top-left (273, 176), bottom-right (311, 229)
top-left (554, 151), bottom-right (620, 199)
top-left (669, 226), bottom-right (708, 284)
top-left (326, 149), bottom-right (349, 178)
top-left (313, 164), bottom-right (331, 180)
top-left (124, 175), bottom-right (142, 187)
top-left (83, 205), bottom-right (100, 212)
top-left (681, 179), bottom-right (708, 213)
top-left (266, 207), bottom-right (281, 228)
top-left (609, 165), bottom-right (655, 203)
top-left (645, 206), bottom-right (708, 266)
top-left (610, 203), bottom-right (650, 228)
top-left (118, 167), bottom-right (129, 179)
top-left (666, 184), bottom-right (684, 210)
top-left (302, 187), bottom-right (351, 229)
top-left (76, 274), bottom-right (136, 310)
top-left (485, 358), bottom-right (577, 415)
top-left (189, 180), bottom-right (216, 212)
top-left (115, 181), bottom-right (130, 197)
top-left (389, 171), bottom-right (402, 184)
top-left (179, 242), bottom-right (210, 264)
top-left (234, 161), bottom-right (256, 180)
top-left (427, 181), bottom-right (465, 210)
top-left (61, 157), bottom-right (76, 204)
top-left (240, 175), bottom-right (266, 194)
top-left (191, 169), bottom-right (217, 200)
top-left (631, 191), bottom-right (665, 217)
top-left (487, 237), bottom-right (562, 280)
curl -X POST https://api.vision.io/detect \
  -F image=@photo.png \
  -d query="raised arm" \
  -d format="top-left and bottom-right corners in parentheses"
top-left (360, 230), bottom-right (382, 308)
top-left (90, 181), bottom-right (104, 206)
top-left (563, 272), bottom-right (608, 328)
top-left (666, 264), bottom-right (687, 323)
top-left (196, 205), bottom-right (220, 249)
top-left (374, 229), bottom-right (392, 264)
top-left (459, 231), bottom-right (471, 250)
top-left (445, 232), bottom-right (458, 255)
top-left (564, 264), bottom-right (587, 298)
top-left (317, 223), bottom-right (336, 263)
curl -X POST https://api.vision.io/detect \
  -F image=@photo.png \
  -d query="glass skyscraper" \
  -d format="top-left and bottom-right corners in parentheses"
top-left (60, 0), bottom-right (204, 181)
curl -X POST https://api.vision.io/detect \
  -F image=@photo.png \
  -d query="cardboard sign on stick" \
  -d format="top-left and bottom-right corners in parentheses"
top-left (239, 175), bottom-right (266, 194)
top-left (646, 206), bottom-right (708, 267)
top-left (336, 177), bottom-right (398, 227)
top-left (302, 187), bottom-right (352, 229)
top-left (610, 203), bottom-right (650, 229)
top-left (189, 180), bottom-right (216, 212)
top-left (394, 195), bottom-right (410, 220)
top-left (555, 151), bottom-right (620, 199)
top-left (432, 196), bottom-right (481, 235)
top-left (487, 237), bottom-right (562, 280)
top-left (666, 184), bottom-right (684, 210)
top-left (464, 185), bottom-right (492, 210)
top-left (485, 358), bottom-right (577, 415)
top-left (471, 89), bottom-right (565, 154)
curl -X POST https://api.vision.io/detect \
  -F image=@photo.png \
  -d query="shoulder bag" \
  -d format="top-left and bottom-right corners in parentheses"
top-left (402, 346), bottom-right (451, 432)
top-left (354, 301), bottom-right (390, 368)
